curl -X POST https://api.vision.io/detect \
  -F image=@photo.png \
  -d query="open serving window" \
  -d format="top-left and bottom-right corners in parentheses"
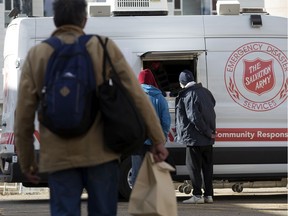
top-left (140, 51), bottom-right (204, 97)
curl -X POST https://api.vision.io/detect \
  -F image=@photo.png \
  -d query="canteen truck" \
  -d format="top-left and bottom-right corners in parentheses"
top-left (0, 14), bottom-right (287, 199)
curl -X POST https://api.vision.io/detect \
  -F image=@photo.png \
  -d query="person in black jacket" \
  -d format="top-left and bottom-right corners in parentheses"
top-left (175, 69), bottom-right (216, 204)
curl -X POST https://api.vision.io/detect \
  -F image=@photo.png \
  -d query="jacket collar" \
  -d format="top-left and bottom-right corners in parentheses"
top-left (184, 81), bottom-right (196, 88)
top-left (51, 25), bottom-right (85, 37)
top-left (178, 82), bottom-right (203, 96)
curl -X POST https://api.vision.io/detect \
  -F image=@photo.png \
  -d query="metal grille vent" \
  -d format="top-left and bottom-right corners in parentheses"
top-left (117, 0), bottom-right (150, 8)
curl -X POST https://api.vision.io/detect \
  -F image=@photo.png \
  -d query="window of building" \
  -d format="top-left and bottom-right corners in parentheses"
top-left (212, 0), bottom-right (217, 14)
top-left (5, 0), bottom-right (13, 27)
top-left (5, 0), bottom-right (12, 10)
top-left (4, 0), bottom-right (33, 27)
top-left (174, 0), bottom-right (180, 9)
top-left (44, 0), bottom-right (53, 16)
top-left (174, 0), bottom-right (182, 15)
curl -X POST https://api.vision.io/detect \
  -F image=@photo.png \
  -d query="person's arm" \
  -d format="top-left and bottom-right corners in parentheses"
top-left (105, 39), bottom-right (168, 161)
top-left (185, 94), bottom-right (212, 138)
top-left (159, 96), bottom-right (171, 139)
top-left (14, 49), bottom-right (40, 183)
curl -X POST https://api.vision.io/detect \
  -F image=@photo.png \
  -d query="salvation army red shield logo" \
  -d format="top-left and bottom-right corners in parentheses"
top-left (243, 58), bottom-right (275, 95)
top-left (224, 42), bottom-right (287, 112)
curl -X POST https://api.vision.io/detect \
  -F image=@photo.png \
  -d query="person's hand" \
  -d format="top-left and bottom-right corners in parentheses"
top-left (150, 144), bottom-right (169, 163)
top-left (24, 167), bottom-right (41, 184)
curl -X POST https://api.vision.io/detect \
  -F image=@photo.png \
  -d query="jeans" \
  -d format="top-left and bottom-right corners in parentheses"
top-left (48, 160), bottom-right (120, 216)
top-left (131, 144), bottom-right (151, 186)
top-left (131, 155), bottom-right (143, 186)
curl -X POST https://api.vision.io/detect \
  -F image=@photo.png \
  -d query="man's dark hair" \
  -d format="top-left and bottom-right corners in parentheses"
top-left (53, 0), bottom-right (87, 27)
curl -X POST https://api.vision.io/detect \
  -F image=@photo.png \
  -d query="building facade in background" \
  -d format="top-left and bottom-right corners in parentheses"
top-left (0, 0), bottom-right (287, 121)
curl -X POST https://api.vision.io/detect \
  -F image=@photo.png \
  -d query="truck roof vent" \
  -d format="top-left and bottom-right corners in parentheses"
top-left (88, 3), bottom-right (111, 17)
top-left (217, 0), bottom-right (240, 15)
top-left (116, 0), bottom-right (150, 8)
top-left (241, 8), bottom-right (268, 15)
top-left (113, 0), bottom-right (168, 16)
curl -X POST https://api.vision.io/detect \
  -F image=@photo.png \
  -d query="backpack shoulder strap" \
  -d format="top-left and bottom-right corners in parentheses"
top-left (43, 36), bottom-right (63, 50)
top-left (78, 35), bottom-right (96, 89)
top-left (96, 35), bottom-right (112, 81)
top-left (78, 34), bottom-right (94, 46)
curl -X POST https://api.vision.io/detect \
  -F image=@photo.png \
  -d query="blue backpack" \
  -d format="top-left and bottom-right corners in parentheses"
top-left (38, 35), bottom-right (98, 138)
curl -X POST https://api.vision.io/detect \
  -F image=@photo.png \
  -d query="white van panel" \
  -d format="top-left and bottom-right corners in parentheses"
top-left (176, 164), bottom-right (287, 175)
top-left (32, 17), bottom-right (207, 74)
top-left (205, 38), bottom-right (287, 52)
top-left (213, 164), bottom-right (287, 175)
top-left (3, 24), bottom-right (19, 58)
top-left (17, 19), bottom-right (37, 60)
top-left (35, 18), bottom-right (54, 40)
top-left (203, 15), bottom-right (288, 37)
top-left (85, 16), bottom-right (205, 38)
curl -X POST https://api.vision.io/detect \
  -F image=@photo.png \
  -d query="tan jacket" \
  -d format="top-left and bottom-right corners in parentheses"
top-left (14, 25), bottom-right (165, 174)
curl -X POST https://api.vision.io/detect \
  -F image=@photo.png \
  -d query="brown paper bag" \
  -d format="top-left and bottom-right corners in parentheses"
top-left (128, 152), bottom-right (178, 216)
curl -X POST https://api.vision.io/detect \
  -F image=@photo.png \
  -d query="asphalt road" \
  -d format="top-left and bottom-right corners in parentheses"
top-left (0, 187), bottom-right (287, 216)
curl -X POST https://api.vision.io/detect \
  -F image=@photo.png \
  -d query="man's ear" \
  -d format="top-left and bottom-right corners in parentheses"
top-left (82, 17), bottom-right (87, 28)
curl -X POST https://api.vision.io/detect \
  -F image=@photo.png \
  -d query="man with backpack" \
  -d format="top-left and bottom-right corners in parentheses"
top-left (14, 0), bottom-right (168, 215)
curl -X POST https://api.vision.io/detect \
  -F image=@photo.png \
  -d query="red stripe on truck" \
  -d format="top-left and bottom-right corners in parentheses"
top-left (216, 128), bottom-right (288, 141)
top-left (0, 132), bottom-right (14, 144)
top-left (167, 128), bottom-right (288, 142)
top-left (0, 131), bottom-right (41, 145)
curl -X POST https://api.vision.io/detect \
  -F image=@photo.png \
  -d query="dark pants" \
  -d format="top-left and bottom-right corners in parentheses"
top-left (186, 145), bottom-right (214, 197)
top-left (48, 160), bottom-right (120, 216)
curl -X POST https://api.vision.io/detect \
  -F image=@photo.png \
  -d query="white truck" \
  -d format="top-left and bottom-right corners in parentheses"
top-left (1, 14), bottom-right (287, 199)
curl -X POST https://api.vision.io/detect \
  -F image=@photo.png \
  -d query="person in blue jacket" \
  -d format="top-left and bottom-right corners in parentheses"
top-left (175, 69), bottom-right (216, 204)
top-left (131, 68), bottom-right (171, 186)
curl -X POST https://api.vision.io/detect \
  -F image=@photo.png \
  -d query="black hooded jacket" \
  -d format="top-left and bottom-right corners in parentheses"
top-left (175, 83), bottom-right (216, 146)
